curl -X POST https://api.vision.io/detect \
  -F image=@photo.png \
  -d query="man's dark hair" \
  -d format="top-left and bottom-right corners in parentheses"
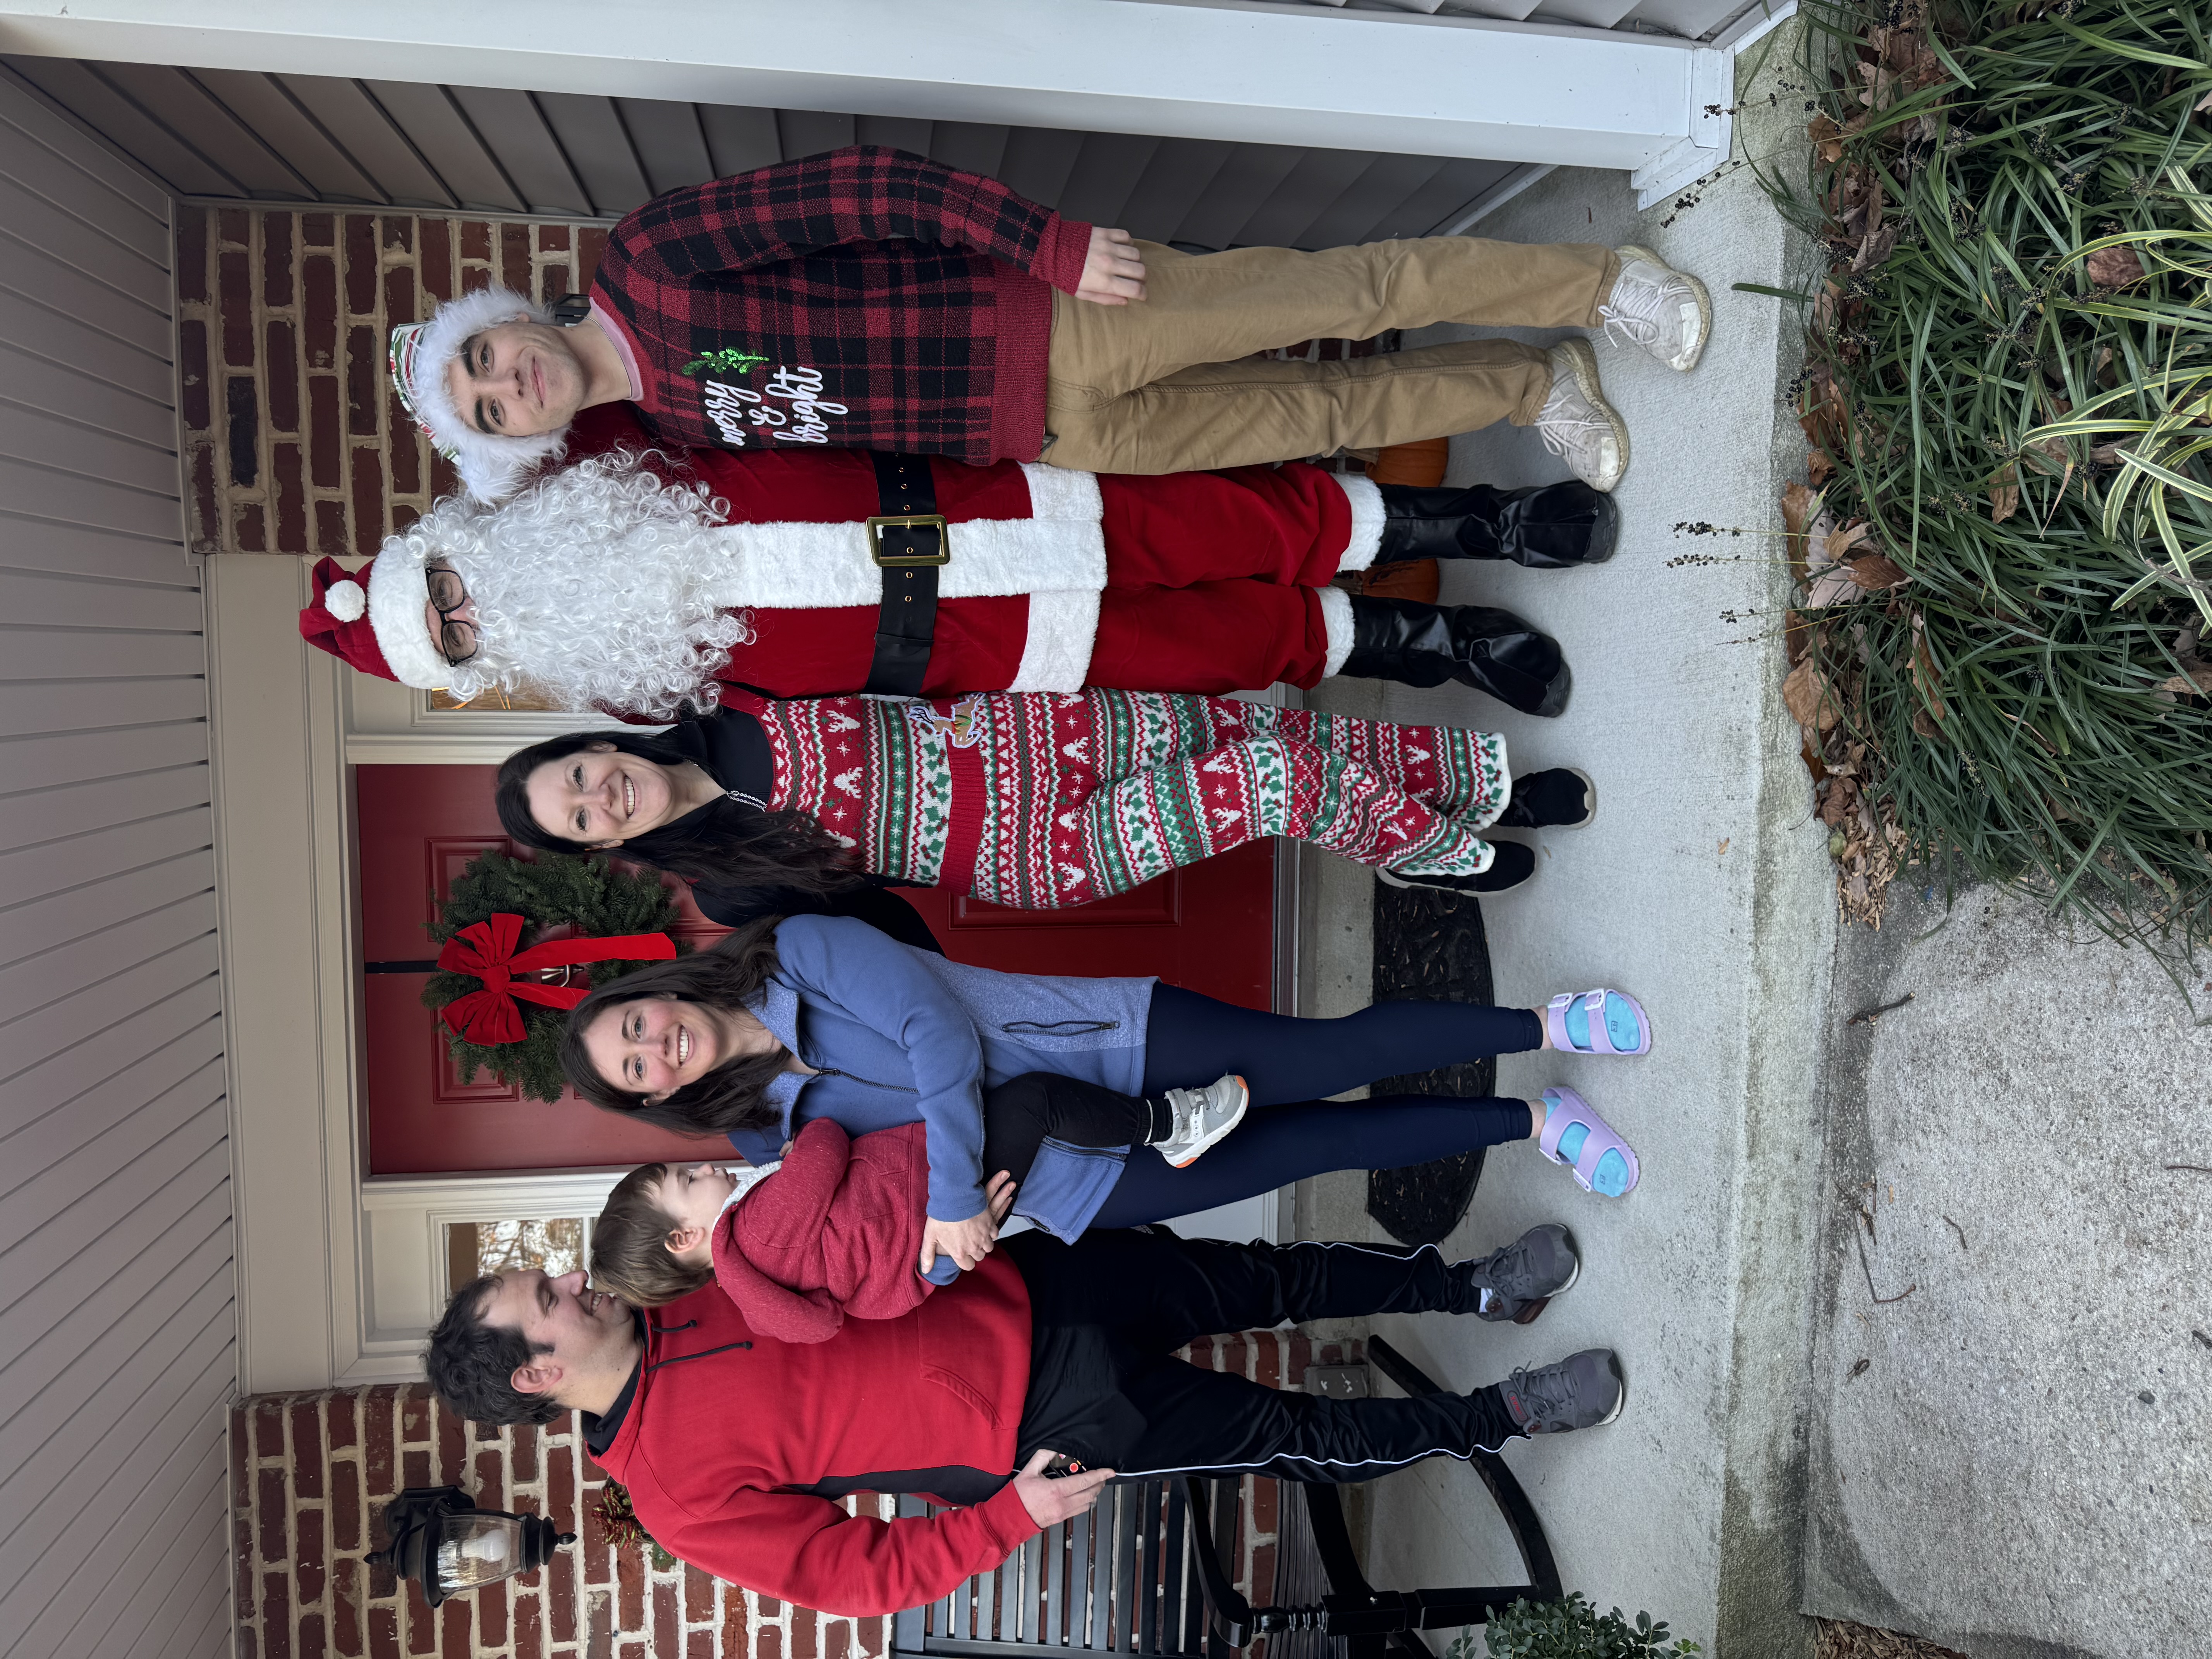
top-left (424, 1274), bottom-right (561, 1427)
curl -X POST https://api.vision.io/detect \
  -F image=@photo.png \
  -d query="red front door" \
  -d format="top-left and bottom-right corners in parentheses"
top-left (356, 765), bottom-right (1274, 1175)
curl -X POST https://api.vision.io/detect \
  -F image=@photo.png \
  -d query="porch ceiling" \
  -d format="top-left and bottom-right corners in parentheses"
top-left (2, 56), bottom-right (1523, 251)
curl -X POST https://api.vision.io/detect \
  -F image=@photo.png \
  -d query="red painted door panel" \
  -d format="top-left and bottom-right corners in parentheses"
top-left (900, 842), bottom-right (1274, 1008)
top-left (357, 765), bottom-right (731, 1175)
top-left (357, 765), bottom-right (1273, 1175)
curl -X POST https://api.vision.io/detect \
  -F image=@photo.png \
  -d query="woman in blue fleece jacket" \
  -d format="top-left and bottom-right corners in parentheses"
top-left (562, 914), bottom-right (1654, 1271)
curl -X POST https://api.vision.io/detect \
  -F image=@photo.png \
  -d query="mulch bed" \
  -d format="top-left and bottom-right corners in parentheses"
top-left (1817, 1618), bottom-right (1969, 1659)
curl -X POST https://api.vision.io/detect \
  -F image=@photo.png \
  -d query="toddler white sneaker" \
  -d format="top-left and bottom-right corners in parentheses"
top-left (1152, 1073), bottom-right (1249, 1168)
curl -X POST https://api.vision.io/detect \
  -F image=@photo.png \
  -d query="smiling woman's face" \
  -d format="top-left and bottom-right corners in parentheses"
top-left (582, 997), bottom-right (737, 1101)
top-left (525, 743), bottom-right (684, 847)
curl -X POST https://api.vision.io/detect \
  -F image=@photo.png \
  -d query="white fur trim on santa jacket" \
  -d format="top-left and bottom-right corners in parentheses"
top-left (700, 465), bottom-right (1104, 609)
top-left (698, 464), bottom-right (1106, 692)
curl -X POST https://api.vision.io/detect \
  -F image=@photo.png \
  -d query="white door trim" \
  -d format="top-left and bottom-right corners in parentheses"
top-left (2, 0), bottom-right (1724, 173)
top-left (210, 554), bottom-right (638, 1388)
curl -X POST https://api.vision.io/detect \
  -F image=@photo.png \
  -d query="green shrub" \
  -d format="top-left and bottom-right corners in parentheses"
top-left (1446, 1594), bottom-right (1702, 1658)
top-left (1757, 0), bottom-right (2212, 974)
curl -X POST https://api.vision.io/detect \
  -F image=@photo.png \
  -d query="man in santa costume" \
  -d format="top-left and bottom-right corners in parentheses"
top-left (297, 405), bottom-right (1611, 717)
top-left (390, 145), bottom-right (1709, 503)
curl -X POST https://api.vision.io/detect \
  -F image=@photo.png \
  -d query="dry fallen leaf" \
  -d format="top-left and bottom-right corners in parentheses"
top-left (2085, 246), bottom-right (2146, 288)
top-left (1826, 520), bottom-right (1879, 564)
top-left (1988, 462), bottom-right (2020, 523)
top-left (1803, 566), bottom-right (1864, 608)
top-left (1808, 112), bottom-right (1845, 163)
top-left (1854, 222), bottom-right (1902, 273)
top-left (1785, 657), bottom-right (1843, 733)
top-left (1857, 60), bottom-right (1901, 110)
top-left (2198, 88), bottom-right (2212, 116)
top-left (1819, 773), bottom-right (1861, 827)
top-left (1808, 449), bottom-right (1836, 489)
top-left (1783, 481), bottom-right (1822, 540)
top-left (1911, 630), bottom-right (1948, 725)
top-left (1847, 553), bottom-right (1911, 590)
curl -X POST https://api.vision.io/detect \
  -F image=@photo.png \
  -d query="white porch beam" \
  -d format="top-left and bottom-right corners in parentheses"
top-left (0, 0), bottom-right (1724, 173)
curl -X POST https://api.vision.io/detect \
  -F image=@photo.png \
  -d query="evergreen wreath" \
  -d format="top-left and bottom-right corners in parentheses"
top-left (421, 849), bottom-right (688, 1104)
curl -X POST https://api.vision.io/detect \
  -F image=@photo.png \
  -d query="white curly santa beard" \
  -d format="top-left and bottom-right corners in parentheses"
top-left (424, 452), bottom-right (754, 718)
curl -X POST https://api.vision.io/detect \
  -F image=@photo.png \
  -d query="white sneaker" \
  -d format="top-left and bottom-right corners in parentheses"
top-left (1599, 245), bottom-right (1712, 372)
top-left (1152, 1073), bottom-right (1249, 1168)
top-left (1536, 341), bottom-right (1628, 494)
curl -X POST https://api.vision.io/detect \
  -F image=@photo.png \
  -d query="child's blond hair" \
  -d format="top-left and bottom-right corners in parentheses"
top-left (589, 1163), bottom-right (716, 1307)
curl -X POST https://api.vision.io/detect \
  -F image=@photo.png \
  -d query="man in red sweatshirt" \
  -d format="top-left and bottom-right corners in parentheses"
top-left (388, 146), bottom-right (1711, 503)
top-left (425, 1228), bottom-right (1623, 1618)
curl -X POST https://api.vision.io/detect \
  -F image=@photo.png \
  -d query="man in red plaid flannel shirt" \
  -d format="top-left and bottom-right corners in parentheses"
top-left (390, 146), bottom-right (1714, 504)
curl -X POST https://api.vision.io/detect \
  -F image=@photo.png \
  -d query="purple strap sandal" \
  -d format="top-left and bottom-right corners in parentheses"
top-left (1538, 1086), bottom-right (1640, 1197)
top-left (1545, 988), bottom-right (1651, 1056)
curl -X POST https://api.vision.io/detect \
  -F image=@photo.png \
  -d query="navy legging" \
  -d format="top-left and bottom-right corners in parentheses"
top-left (1094, 986), bottom-right (1543, 1228)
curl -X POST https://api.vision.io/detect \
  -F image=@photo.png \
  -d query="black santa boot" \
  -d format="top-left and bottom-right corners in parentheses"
top-left (1375, 481), bottom-right (1619, 568)
top-left (1339, 596), bottom-right (1571, 718)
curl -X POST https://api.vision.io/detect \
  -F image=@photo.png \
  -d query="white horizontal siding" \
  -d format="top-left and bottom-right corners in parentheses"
top-left (0, 64), bottom-right (232, 1659)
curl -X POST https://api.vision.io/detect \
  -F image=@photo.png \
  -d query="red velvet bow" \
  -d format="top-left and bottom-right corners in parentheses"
top-left (436, 913), bottom-right (677, 1045)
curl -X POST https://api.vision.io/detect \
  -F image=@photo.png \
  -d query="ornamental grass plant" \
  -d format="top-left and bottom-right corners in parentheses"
top-left (1755, 0), bottom-right (2212, 968)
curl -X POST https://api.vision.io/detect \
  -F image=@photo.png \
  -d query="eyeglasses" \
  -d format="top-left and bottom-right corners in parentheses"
top-left (427, 563), bottom-right (478, 666)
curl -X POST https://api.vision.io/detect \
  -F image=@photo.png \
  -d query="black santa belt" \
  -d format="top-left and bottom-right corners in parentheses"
top-left (864, 453), bottom-right (949, 697)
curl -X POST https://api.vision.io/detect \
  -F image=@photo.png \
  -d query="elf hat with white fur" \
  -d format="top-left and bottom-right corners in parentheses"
top-left (389, 285), bottom-right (567, 504)
top-left (296, 544), bottom-right (451, 690)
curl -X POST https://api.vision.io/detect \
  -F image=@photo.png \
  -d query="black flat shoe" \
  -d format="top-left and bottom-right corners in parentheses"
top-left (1494, 768), bottom-right (1596, 831)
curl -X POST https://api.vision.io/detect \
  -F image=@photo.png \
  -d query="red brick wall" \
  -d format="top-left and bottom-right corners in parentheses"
top-left (230, 1331), bottom-right (1355, 1659)
top-left (174, 206), bottom-right (606, 557)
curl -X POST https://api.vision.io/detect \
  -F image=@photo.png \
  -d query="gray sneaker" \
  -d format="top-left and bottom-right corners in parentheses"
top-left (1152, 1073), bottom-right (1249, 1168)
top-left (1502, 1349), bottom-right (1625, 1436)
top-left (1458, 1223), bottom-right (1580, 1325)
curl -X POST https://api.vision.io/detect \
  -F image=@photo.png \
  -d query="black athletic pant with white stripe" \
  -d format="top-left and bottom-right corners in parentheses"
top-left (1005, 1228), bottom-right (1522, 1483)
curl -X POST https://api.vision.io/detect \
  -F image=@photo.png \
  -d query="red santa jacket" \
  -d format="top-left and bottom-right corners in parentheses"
top-left (712, 1119), bottom-right (936, 1343)
top-left (592, 1256), bottom-right (1037, 1616)
top-left (566, 404), bottom-right (1105, 696)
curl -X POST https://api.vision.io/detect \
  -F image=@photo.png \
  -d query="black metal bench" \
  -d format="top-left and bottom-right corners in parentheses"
top-left (891, 1336), bottom-right (1561, 1659)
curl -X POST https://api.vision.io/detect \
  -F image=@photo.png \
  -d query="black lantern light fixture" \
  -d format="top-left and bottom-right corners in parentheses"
top-left (368, 1486), bottom-right (576, 1606)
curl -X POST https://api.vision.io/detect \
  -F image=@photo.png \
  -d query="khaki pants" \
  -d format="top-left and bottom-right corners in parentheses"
top-left (1041, 237), bottom-right (1620, 474)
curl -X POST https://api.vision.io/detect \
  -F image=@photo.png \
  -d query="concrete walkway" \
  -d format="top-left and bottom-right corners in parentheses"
top-left (1804, 886), bottom-right (2212, 1659)
top-left (1288, 31), bottom-right (1835, 1656)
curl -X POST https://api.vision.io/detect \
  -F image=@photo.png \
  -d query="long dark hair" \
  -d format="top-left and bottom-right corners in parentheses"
top-left (495, 723), bottom-right (858, 895)
top-left (560, 919), bottom-right (793, 1137)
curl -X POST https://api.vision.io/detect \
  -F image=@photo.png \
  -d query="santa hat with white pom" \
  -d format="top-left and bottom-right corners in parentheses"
top-left (296, 541), bottom-right (451, 689)
top-left (389, 285), bottom-right (568, 504)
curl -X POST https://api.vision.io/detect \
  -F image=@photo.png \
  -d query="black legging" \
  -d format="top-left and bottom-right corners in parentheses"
top-left (983, 985), bottom-right (1543, 1228)
top-left (982, 1072), bottom-right (1159, 1184)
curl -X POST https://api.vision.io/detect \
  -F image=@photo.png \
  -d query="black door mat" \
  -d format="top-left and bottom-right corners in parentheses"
top-left (1365, 882), bottom-right (1496, 1247)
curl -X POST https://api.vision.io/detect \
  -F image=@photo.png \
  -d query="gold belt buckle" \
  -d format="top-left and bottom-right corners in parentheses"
top-left (866, 514), bottom-right (950, 567)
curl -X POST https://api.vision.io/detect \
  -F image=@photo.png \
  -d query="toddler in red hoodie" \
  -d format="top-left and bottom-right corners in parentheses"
top-left (589, 1070), bottom-right (1245, 1336)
